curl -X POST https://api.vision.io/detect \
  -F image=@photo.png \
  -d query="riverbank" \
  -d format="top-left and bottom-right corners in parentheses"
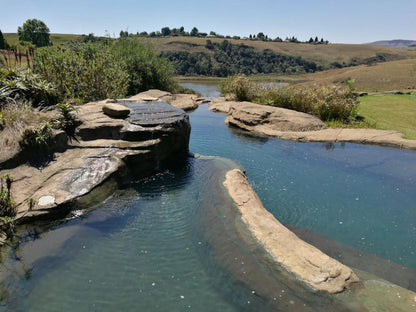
top-left (209, 98), bottom-right (416, 150)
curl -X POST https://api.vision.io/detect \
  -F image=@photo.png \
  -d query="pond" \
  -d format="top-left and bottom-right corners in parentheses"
top-left (0, 83), bottom-right (415, 311)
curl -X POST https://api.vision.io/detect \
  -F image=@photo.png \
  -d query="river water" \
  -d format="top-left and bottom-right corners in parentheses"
top-left (0, 82), bottom-right (415, 311)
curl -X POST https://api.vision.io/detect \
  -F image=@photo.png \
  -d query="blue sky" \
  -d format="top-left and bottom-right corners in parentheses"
top-left (1, 0), bottom-right (415, 43)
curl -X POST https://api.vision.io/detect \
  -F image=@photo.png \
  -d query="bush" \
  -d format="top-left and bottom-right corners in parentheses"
top-left (221, 75), bottom-right (259, 101)
top-left (0, 68), bottom-right (58, 108)
top-left (111, 38), bottom-right (176, 95)
top-left (33, 43), bottom-right (129, 103)
top-left (33, 39), bottom-right (177, 103)
top-left (0, 174), bottom-right (16, 219)
top-left (19, 121), bottom-right (53, 151)
top-left (222, 75), bottom-right (360, 122)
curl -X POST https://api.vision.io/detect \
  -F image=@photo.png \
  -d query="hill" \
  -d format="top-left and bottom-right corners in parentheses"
top-left (3, 33), bottom-right (82, 46)
top-left (279, 58), bottom-right (416, 92)
top-left (142, 36), bottom-right (416, 70)
top-left (368, 39), bottom-right (416, 48)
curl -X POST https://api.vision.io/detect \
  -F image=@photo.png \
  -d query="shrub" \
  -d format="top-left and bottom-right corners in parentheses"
top-left (222, 75), bottom-right (360, 122)
top-left (111, 38), bottom-right (176, 95)
top-left (20, 121), bottom-right (53, 151)
top-left (33, 43), bottom-right (129, 103)
top-left (33, 39), bottom-right (178, 103)
top-left (54, 102), bottom-right (78, 131)
top-left (0, 68), bottom-right (58, 108)
top-left (221, 75), bottom-right (259, 101)
top-left (0, 174), bottom-right (16, 219)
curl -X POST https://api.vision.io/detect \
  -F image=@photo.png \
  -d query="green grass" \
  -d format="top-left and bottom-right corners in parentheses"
top-left (359, 94), bottom-right (416, 139)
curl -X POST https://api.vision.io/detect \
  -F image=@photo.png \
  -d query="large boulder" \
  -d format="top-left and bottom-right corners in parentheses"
top-left (1, 96), bottom-right (191, 221)
top-left (225, 101), bottom-right (327, 134)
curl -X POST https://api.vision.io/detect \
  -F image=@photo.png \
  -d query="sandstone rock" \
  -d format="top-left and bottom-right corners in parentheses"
top-left (225, 101), bottom-right (326, 132)
top-left (1, 93), bottom-right (191, 221)
top-left (102, 103), bottom-right (130, 118)
top-left (168, 94), bottom-right (198, 111)
top-left (123, 89), bottom-right (172, 102)
top-left (223, 169), bottom-right (359, 293)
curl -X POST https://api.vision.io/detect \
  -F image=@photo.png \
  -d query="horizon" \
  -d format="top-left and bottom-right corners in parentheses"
top-left (1, 0), bottom-right (415, 44)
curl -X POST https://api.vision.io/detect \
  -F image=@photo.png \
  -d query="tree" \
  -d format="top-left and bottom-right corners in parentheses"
top-left (0, 30), bottom-right (5, 49)
top-left (190, 27), bottom-right (199, 37)
top-left (161, 27), bottom-right (171, 36)
top-left (18, 19), bottom-right (50, 47)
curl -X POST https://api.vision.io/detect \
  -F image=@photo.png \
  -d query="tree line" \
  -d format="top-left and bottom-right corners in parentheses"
top-left (161, 40), bottom-right (319, 77)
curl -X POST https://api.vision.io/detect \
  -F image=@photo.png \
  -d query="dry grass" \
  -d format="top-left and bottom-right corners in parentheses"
top-left (278, 58), bottom-right (416, 91)
top-left (141, 36), bottom-right (416, 67)
top-left (0, 103), bottom-right (55, 159)
top-left (3, 33), bottom-right (82, 47)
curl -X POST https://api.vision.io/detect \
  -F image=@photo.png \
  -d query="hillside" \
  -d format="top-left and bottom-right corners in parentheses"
top-left (3, 33), bottom-right (82, 46)
top-left (279, 58), bottom-right (416, 92)
top-left (368, 39), bottom-right (416, 48)
top-left (140, 36), bottom-right (416, 70)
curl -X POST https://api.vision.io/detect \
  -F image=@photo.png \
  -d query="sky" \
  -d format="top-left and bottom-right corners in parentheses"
top-left (1, 0), bottom-right (415, 44)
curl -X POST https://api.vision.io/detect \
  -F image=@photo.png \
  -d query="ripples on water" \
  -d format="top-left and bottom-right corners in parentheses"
top-left (0, 83), bottom-right (415, 311)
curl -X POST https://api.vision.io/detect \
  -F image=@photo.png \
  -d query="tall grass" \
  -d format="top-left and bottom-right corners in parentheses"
top-left (222, 75), bottom-right (360, 122)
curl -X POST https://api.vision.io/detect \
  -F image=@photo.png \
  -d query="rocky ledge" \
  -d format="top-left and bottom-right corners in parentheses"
top-left (0, 92), bottom-right (191, 222)
top-left (210, 99), bottom-right (416, 150)
top-left (223, 169), bottom-right (359, 294)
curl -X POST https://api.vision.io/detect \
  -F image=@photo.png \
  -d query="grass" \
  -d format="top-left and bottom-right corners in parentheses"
top-left (3, 33), bottom-right (82, 46)
top-left (0, 103), bottom-right (55, 160)
top-left (281, 58), bottom-right (416, 92)
top-left (358, 94), bottom-right (416, 139)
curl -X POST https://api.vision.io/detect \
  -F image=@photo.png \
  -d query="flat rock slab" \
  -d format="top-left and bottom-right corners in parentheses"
top-left (214, 99), bottom-right (416, 150)
top-left (223, 169), bottom-right (359, 293)
top-left (102, 103), bottom-right (131, 118)
top-left (1, 91), bottom-right (191, 221)
top-left (121, 101), bottom-right (189, 127)
top-left (225, 101), bottom-right (327, 132)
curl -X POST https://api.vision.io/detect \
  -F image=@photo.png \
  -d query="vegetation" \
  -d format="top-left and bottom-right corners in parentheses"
top-left (0, 174), bottom-right (16, 240)
top-left (0, 68), bottom-right (58, 107)
top-left (19, 121), bottom-right (53, 151)
top-left (359, 94), bottom-right (416, 139)
top-left (18, 19), bottom-right (51, 47)
top-left (33, 39), bottom-right (177, 103)
top-left (222, 75), bottom-right (360, 123)
top-left (162, 40), bottom-right (318, 77)
top-left (0, 30), bottom-right (5, 50)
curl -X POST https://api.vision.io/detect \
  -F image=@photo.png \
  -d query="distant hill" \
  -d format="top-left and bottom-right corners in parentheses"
top-left (367, 40), bottom-right (416, 48)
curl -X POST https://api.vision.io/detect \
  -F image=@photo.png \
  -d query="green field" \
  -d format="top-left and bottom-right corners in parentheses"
top-left (359, 94), bottom-right (416, 139)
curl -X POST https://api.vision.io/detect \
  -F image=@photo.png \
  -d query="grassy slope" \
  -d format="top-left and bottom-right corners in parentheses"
top-left (3, 33), bottom-right (82, 46)
top-left (282, 58), bottom-right (416, 91)
top-left (142, 36), bottom-right (416, 67)
top-left (359, 95), bottom-right (416, 139)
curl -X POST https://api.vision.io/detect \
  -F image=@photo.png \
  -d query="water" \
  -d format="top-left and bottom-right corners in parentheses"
top-left (0, 83), bottom-right (415, 311)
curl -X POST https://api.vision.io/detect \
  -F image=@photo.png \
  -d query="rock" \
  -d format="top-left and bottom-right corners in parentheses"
top-left (102, 103), bottom-right (130, 118)
top-left (1, 91), bottom-right (191, 221)
top-left (168, 94), bottom-right (198, 111)
top-left (123, 89), bottom-right (172, 102)
top-left (225, 101), bottom-right (326, 132)
top-left (223, 169), bottom-right (359, 293)
top-left (38, 195), bottom-right (55, 207)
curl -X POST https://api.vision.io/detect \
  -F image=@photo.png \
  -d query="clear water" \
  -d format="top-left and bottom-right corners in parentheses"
top-left (1, 83), bottom-right (415, 311)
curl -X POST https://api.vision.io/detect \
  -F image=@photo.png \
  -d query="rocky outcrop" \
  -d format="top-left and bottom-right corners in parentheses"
top-left (223, 169), bottom-right (359, 294)
top-left (0, 95), bottom-right (191, 221)
top-left (212, 99), bottom-right (416, 150)
top-left (122, 89), bottom-right (202, 111)
top-left (225, 101), bottom-right (327, 132)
